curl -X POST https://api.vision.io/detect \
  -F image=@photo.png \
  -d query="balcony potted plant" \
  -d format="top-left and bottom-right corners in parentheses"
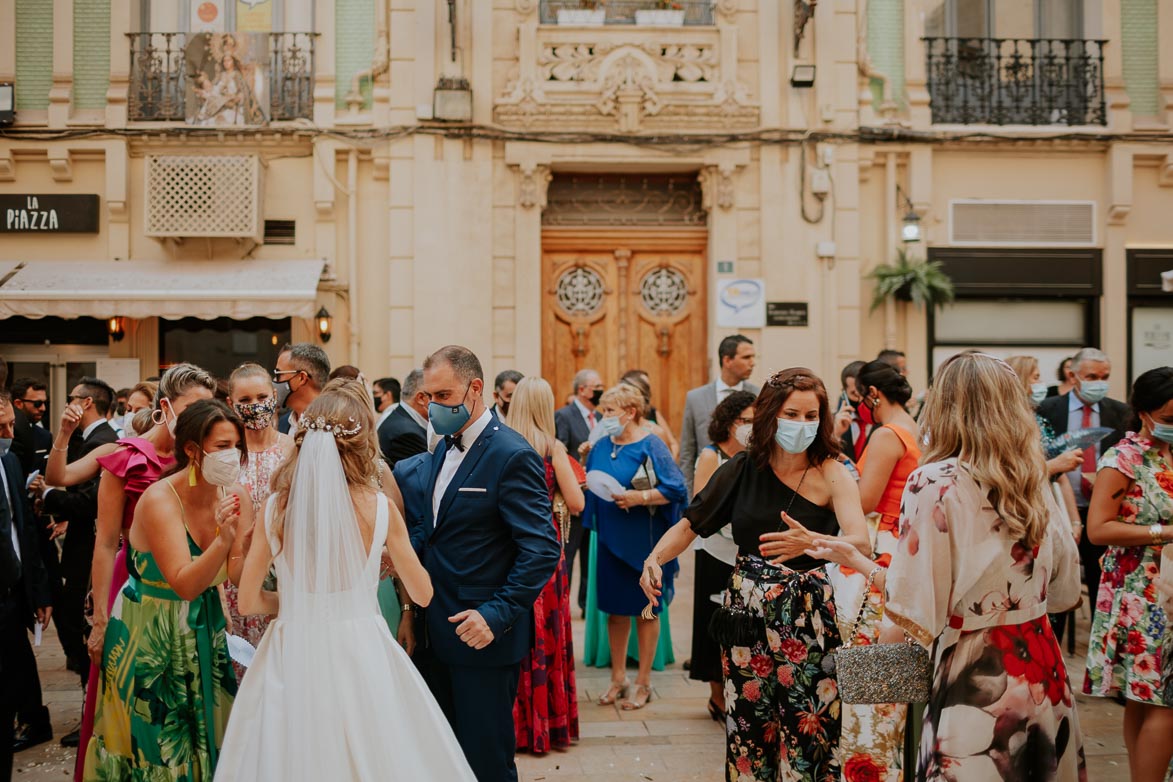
top-left (635, 1), bottom-right (685, 26)
top-left (867, 250), bottom-right (955, 311)
top-left (557, 0), bottom-right (607, 25)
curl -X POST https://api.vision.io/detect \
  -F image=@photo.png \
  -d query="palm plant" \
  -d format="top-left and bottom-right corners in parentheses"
top-left (867, 250), bottom-right (955, 311)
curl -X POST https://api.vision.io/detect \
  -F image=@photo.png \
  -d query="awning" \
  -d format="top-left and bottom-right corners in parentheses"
top-left (0, 259), bottom-right (327, 320)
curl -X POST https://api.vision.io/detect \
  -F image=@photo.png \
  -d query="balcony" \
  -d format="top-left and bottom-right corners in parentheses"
top-left (924, 37), bottom-right (1106, 126)
top-left (128, 32), bottom-right (317, 123)
top-left (539, 1), bottom-right (715, 26)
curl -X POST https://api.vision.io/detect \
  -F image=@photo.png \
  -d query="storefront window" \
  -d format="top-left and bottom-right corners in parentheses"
top-left (160, 316), bottom-right (291, 379)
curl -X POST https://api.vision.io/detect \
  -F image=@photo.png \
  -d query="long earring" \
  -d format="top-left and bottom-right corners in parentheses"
top-left (188, 463), bottom-right (199, 487)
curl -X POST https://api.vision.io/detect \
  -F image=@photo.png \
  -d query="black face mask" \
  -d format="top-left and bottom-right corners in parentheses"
top-left (590, 388), bottom-right (604, 407)
top-left (498, 400), bottom-right (510, 417)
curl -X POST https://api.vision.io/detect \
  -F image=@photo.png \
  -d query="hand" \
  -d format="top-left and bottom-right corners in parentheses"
top-left (1048, 449), bottom-right (1083, 474)
top-left (215, 493), bottom-right (241, 547)
top-left (640, 560), bottom-right (663, 607)
top-left (758, 512), bottom-right (816, 564)
top-left (35, 606), bottom-right (52, 627)
top-left (397, 613), bottom-right (416, 656)
top-left (805, 537), bottom-right (874, 573)
top-left (613, 490), bottom-right (642, 510)
top-left (48, 520), bottom-right (68, 541)
top-left (379, 550), bottom-right (397, 581)
top-left (28, 475), bottom-right (45, 494)
top-left (59, 403), bottom-right (84, 437)
top-left (87, 621), bottom-right (106, 667)
top-left (448, 609), bottom-right (494, 650)
top-left (833, 407), bottom-right (854, 438)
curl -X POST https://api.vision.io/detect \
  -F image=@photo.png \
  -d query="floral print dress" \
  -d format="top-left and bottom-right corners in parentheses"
top-left (1083, 433), bottom-right (1172, 705)
top-left (885, 459), bottom-right (1085, 782)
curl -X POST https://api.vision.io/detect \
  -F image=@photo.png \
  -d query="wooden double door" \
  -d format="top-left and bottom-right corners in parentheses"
top-left (541, 229), bottom-right (708, 436)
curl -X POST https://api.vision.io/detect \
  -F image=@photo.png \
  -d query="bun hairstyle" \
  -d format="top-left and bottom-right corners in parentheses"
top-left (1128, 366), bottom-right (1173, 431)
top-left (857, 359), bottom-right (913, 407)
top-left (748, 368), bottom-right (839, 470)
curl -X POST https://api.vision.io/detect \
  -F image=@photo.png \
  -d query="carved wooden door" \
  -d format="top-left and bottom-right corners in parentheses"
top-left (542, 229), bottom-right (708, 436)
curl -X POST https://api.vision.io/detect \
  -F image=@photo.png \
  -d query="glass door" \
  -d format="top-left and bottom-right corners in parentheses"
top-left (2, 345), bottom-right (111, 425)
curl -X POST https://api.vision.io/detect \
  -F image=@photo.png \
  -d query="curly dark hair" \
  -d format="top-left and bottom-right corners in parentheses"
top-left (707, 390), bottom-right (756, 444)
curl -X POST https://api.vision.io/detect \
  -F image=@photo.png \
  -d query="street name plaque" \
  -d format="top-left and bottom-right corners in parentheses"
top-left (766, 301), bottom-right (809, 327)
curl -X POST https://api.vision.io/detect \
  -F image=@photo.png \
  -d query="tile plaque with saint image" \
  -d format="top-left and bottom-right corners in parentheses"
top-left (766, 302), bottom-right (809, 327)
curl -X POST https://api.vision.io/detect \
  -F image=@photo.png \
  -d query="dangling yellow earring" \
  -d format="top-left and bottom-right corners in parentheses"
top-left (188, 463), bottom-right (199, 487)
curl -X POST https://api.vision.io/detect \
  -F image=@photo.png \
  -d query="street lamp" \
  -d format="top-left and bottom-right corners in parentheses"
top-left (107, 316), bottom-right (126, 342)
top-left (315, 307), bottom-right (333, 343)
top-left (896, 184), bottom-right (921, 243)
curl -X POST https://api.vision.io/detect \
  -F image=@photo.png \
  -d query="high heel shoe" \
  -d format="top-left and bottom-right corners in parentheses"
top-left (707, 699), bottom-right (723, 721)
top-left (598, 678), bottom-right (630, 706)
top-left (621, 684), bottom-right (654, 711)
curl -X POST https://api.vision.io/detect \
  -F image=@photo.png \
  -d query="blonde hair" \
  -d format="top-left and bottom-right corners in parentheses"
top-left (1004, 355), bottom-right (1039, 395)
top-left (268, 378), bottom-right (380, 549)
top-left (157, 363), bottom-right (217, 408)
top-left (506, 377), bottom-right (561, 459)
top-left (228, 362), bottom-right (272, 395)
top-left (129, 381), bottom-right (157, 406)
top-left (920, 353), bottom-right (1050, 547)
top-left (598, 384), bottom-right (644, 422)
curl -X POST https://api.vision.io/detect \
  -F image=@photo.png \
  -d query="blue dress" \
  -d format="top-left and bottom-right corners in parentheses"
top-left (583, 434), bottom-right (688, 616)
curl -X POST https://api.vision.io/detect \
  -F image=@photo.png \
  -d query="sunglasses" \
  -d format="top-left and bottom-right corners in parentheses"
top-left (20, 399), bottom-right (46, 408)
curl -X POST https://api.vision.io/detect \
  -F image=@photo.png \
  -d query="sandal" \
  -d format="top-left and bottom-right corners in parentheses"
top-left (598, 678), bottom-right (630, 706)
top-left (707, 698), bottom-right (723, 721)
top-left (621, 684), bottom-right (654, 711)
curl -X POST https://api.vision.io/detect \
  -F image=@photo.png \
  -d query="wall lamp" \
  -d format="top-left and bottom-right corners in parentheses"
top-left (315, 307), bottom-right (333, 343)
top-left (790, 64), bottom-right (816, 88)
top-left (107, 316), bottom-right (126, 342)
top-left (896, 184), bottom-right (921, 243)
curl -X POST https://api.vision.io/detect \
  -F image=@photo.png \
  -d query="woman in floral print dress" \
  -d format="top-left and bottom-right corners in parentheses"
top-left (882, 353), bottom-right (1085, 781)
top-left (1084, 366), bottom-right (1173, 782)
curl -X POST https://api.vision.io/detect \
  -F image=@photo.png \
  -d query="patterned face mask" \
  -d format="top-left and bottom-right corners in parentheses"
top-left (234, 397), bottom-right (277, 430)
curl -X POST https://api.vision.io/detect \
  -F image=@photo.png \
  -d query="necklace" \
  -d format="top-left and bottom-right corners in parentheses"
top-left (610, 440), bottom-right (627, 460)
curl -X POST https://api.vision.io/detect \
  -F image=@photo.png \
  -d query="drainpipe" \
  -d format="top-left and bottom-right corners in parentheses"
top-left (348, 148), bottom-right (360, 365)
top-left (884, 153), bottom-right (897, 350)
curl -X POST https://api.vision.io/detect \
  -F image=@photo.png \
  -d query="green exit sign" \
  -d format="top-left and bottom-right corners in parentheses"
top-left (717, 261), bottom-right (734, 274)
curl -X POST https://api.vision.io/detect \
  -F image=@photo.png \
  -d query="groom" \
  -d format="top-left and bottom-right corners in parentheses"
top-left (395, 345), bottom-right (559, 782)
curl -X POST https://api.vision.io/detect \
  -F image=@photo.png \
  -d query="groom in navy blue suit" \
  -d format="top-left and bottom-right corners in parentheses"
top-left (394, 345), bottom-right (558, 782)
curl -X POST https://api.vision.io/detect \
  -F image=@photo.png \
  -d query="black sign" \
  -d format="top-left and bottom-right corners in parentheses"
top-left (766, 301), bottom-right (809, 327)
top-left (0, 194), bottom-right (100, 233)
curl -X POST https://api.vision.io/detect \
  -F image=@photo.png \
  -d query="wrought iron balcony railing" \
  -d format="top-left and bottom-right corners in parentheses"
top-left (128, 32), bottom-right (317, 123)
top-left (539, 1), bottom-right (715, 26)
top-left (924, 37), bottom-right (1106, 126)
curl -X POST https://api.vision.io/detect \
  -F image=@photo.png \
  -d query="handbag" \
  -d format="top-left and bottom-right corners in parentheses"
top-left (630, 455), bottom-right (658, 492)
top-left (826, 568), bottom-right (932, 704)
top-left (552, 490), bottom-right (570, 545)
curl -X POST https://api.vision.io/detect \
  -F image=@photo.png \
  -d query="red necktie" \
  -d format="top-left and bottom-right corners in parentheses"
top-left (1080, 404), bottom-right (1095, 498)
top-left (586, 414), bottom-right (595, 430)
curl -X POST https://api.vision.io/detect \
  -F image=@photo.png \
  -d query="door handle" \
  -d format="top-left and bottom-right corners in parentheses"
top-left (657, 326), bottom-right (671, 357)
top-left (574, 325), bottom-right (589, 357)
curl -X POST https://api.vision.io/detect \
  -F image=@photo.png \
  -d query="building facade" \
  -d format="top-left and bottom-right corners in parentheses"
top-left (1, 0), bottom-right (1171, 418)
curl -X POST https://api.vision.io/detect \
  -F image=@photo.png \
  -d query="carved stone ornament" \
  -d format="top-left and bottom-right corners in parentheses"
top-left (496, 27), bottom-right (758, 133)
top-left (699, 165), bottom-right (735, 211)
top-left (515, 0), bottom-right (537, 17)
top-left (518, 163), bottom-right (552, 209)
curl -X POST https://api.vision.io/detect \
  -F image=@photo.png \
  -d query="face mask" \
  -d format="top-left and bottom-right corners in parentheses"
top-left (0, 438), bottom-right (11, 457)
top-left (598, 415), bottom-right (624, 438)
top-left (273, 380), bottom-right (292, 409)
top-left (373, 393), bottom-right (382, 409)
top-left (498, 400), bottom-right (510, 418)
top-left (122, 411), bottom-right (137, 434)
top-left (429, 384), bottom-right (473, 436)
top-left (856, 399), bottom-right (874, 427)
top-left (200, 449), bottom-right (241, 487)
top-left (1077, 380), bottom-right (1109, 405)
top-left (159, 399), bottom-right (178, 437)
top-left (115, 402), bottom-right (127, 417)
top-left (1144, 416), bottom-right (1173, 445)
top-left (235, 398), bottom-right (277, 430)
top-left (589, 388), bottom-right (604, 407)
top-left (775, 418), bottom-right (819, 454)
top-left (1030, 383), bottom-right (1048, 406)
top-left (733, 423), bottom-right (752, 447)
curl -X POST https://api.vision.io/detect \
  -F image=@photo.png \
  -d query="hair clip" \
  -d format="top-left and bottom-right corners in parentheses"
top-left (300, 415), bottom-right (362, 437)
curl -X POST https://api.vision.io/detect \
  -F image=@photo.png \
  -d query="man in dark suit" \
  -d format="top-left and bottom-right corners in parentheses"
top-left (490, 369), bottom-right (523, 420)
top-left (41, 377), bottom-right (119, 687)
top-left (273, 343), bottom-right (330, 434)
top-left (554, 368), bottom-right (603, 612)
top-left (378, 369), bottom-right (429, 468)
top-left (0, 392), bottom-right (54, 770)
top-left (10, 379), bottom-right (51, 479)
top-left (679, 335), bottom-right (759, 493)
top-left (1037, 347), bottom-right (1130, 626)
top-left (398, 345), bottom-right (558, 782)
top-left (834, 361), bottom-right (873, 461)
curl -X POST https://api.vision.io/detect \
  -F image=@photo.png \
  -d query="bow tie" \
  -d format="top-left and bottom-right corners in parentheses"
top-left (444, 433), bottom-right (465, 452)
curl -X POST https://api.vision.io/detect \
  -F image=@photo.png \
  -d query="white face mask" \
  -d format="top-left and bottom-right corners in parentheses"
top-left (733, 423), bottom-right (752, 447)
top-left (200, 449), bottom-right (241, 487)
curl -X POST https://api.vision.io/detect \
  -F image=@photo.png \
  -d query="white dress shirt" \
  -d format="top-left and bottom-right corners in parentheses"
top-left (716, 378), bottom-right (746, 403)
top-left (376, 402), bottom-right (400, 428)
top-left (1065, 392), bottom-right (1101, 507)
top-left (432, 408), bottom-right (494, 524)
top-left (400, 401), bottom-right (427, 430)
top-left (572, 398), bottom-right (596, 429)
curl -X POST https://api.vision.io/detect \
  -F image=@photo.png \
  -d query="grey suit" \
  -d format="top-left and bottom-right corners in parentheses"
top-left (678, 380), bottom-right (759, 493)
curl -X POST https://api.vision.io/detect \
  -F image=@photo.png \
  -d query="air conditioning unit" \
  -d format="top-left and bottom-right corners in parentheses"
top-left (949, 200), bottom-right (1095, 247)
top-left (146, 155), bottom-right (263, 241)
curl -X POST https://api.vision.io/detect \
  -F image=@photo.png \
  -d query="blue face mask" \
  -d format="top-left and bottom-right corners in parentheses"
top-left (775, 418), bottom-right (819, 454)
top-left (428, 383), bottom-right (473, 436)
top-left (1030, 382), bottom-right (1048, 406)
top-left (1147, 419), bottom-right (1173, 445)
top-left (598, 415), bottom-right (624, 439)
top-left (1077, 380), bottom-right (1109, 405)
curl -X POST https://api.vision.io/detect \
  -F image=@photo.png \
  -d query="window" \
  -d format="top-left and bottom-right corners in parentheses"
top-left (159, 317), bottom-right (291, 379)
top-left (925, 0), bottom-right (1082, 38)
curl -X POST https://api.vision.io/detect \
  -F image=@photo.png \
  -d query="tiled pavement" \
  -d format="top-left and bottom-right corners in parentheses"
top-left (16, 553), bottom-right (1127, 781)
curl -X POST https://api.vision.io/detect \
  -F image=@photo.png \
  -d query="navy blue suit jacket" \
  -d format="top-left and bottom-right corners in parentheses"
top-left (393, 421), bottom-right (559, 668)
top-left (1, 452), bottom-right (52, 620)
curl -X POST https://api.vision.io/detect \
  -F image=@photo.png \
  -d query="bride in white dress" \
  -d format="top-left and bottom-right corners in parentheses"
top-left (214, 379), bottom-right (476, 781)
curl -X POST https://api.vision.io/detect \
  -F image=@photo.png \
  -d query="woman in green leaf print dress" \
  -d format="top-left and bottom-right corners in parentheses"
top-left (83, 400), bottom-right (252, 782)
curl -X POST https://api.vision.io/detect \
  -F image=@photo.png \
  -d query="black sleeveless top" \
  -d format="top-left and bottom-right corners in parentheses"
top-left (684, 451), bottom-right (840, 571)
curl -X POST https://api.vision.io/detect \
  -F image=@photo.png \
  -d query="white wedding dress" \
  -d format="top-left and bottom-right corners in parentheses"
top-left (214, 431), bottom-right (476, 781)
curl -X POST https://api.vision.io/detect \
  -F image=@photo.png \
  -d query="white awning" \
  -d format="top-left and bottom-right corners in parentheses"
top-left (0, 259), bottom-right (327, 320)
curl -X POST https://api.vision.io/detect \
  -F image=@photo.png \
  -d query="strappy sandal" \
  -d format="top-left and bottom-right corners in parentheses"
top-left (621, 683), bottom-right (654, 711)
top-left (598, 678), bottom-right (630, 706)
top-left (706, 698), bottom-right (723, 721)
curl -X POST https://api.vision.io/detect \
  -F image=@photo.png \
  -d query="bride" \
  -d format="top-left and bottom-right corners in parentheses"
top-left (214, 379), bottom-right (476, 781)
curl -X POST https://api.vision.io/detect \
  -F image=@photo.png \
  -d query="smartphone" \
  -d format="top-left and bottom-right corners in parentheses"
top-left (837, 390), bottom-right (851, 412)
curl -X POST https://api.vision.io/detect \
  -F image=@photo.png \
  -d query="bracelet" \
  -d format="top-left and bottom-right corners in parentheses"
top-left (864, 564), bottom-right (883, 593)
top-left (51, 444), bottom-right (68, 453)
top-left (401, 604), bottom-right (414, 613)
top-left (1150, 524), bottom-right (1164, 545)
top-left (641, 490), bottom-right (650, 505)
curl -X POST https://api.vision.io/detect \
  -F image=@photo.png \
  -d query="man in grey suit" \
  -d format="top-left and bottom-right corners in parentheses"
top-left (678, 335), bottom-right (758, 493)
top-left (554, 368), bottom-right (604, 612)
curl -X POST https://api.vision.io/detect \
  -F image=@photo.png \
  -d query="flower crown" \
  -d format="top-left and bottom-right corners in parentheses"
top-left (299, 415), bottom-right (362, 437)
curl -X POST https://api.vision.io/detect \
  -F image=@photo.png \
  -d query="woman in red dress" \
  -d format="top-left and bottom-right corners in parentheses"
top-left (505, 377), bottom-right (586, 753)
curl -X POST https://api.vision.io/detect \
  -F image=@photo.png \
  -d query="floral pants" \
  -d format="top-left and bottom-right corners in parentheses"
top-left (720, 557), bottom-right (842, 782)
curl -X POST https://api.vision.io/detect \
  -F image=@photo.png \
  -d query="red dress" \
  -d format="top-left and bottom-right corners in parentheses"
top-left (74, 438), bottom-right (173, 782)
top-left (513, 456), bottom-right (581, 754)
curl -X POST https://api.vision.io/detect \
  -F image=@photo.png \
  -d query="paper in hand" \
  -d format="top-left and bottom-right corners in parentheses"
top-left (585, 470), bottom-right (625, 501)
top-left (34, 622), bottom-right (42, 647)
top-left (227, 634), bottom-right (257, 668)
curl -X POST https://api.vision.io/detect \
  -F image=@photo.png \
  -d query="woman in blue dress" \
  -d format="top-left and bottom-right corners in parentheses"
top-left (584, 383), bottom-right (688, 710)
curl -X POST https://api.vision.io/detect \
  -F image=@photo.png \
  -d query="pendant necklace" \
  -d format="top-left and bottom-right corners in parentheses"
top-left (611, 439), bottom-right (627, 460)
